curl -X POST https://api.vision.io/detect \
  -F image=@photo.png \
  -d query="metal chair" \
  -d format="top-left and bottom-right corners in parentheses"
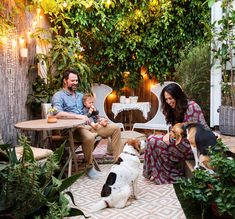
top-left (91, 83), bottom-right (125, 131)
top-left (132, 81), bottom-right (179, 132)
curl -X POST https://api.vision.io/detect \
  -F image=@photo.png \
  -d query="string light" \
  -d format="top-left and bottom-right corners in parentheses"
top-left (32, 20), bottom-right (37, 28)
top-left (106, 0), bottom-right (111, 6)
top-left (37, 8), bottom-right (41, 14)
top-left (19, 36), bottom-right (25, 46)
top-left (78, 54), bottom-right (83, 60)
top-left (108, 92), bottom-right (116, 99)
top-left (62, 1), bottom-right (67, 8)
top-left (85, 0), bottom-right (93, 8)
top-left (123, 71), bottom-right (130, 78)
top-left (135, 9), bottom-right (142, 18)
top-left (12, 39), bottom-right (17, 47)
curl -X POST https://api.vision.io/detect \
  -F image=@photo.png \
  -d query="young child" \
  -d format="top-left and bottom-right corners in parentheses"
top-left (82, 93), bottom-right (108, 129)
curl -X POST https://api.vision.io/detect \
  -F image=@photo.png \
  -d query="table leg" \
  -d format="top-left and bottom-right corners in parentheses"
top-left (129, 111), bottom-right (133, 130)
top-left (68, 129), bottom-right (78, 173)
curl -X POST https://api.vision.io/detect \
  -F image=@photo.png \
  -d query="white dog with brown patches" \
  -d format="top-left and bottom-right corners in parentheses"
top-left (91, 139), bottom-right (146, 212)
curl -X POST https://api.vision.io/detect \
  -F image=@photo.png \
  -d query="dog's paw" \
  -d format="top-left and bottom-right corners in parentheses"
top-left (134, 195), bottom-right (139, 200)
top-left (194, 165), bottom-right (200, 170)
top-left (129, 194), bottom-right (139, 200)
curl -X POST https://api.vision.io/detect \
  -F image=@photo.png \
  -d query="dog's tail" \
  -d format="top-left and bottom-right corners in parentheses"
top-left (90, 199), bottom-right (108, 212)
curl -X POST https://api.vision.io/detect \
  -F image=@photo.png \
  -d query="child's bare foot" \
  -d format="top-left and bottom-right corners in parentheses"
top-left (90, 122), bottom-right (99, 130)
top-left (100, 118), bottom-right (108, 127)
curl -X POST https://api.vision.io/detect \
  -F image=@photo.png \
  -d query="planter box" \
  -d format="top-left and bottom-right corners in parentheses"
top-left (219, 106), bottom-right (235, 136)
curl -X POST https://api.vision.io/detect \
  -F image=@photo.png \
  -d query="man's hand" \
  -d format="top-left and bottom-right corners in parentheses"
top-left (76, 115), bottom-right (89, 121)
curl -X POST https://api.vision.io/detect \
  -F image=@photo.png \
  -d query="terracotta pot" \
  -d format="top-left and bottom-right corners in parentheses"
top-left (47, 115), bottom-right (57, 123)
top-left (211, 202), bottom-right (233, 219)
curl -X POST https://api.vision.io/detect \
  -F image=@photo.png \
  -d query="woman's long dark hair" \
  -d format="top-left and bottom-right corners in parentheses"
top-left (160, 83), bottom-right (188, 125)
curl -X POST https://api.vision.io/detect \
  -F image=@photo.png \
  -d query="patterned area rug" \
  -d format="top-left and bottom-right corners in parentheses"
top-left (68, 164), bottom-right (186, 219)
top-left (76, 139), bottom-right (145, 164)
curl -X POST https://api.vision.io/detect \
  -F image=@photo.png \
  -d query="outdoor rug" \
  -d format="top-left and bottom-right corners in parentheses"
top-left (68, 164), bottom-right (186, 219)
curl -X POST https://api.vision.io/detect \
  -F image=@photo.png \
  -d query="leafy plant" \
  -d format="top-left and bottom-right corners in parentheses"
top-left (175, 42), bottom-right (211, 123)
top-left (35, 0), bottom-right (210, 91)
top-left (26, 46), bottom-right (91, 117)
top-left (0, 0), bottom-right (23, 41)
top-left (0, 136), bottom-right (86, 219)
top-left (178, 139), bottom-right (235, 219)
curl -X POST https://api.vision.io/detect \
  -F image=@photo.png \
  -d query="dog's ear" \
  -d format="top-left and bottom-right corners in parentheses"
top-left (133, 140), bottom-right (141, 153)
top-left (171, 123), bottom-right (183, 145)
top-left (175, 134), bottom-right (182, 145)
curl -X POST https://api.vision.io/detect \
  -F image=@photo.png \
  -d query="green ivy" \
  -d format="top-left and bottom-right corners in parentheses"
top-left (38, 0), bottom-right (210, 91)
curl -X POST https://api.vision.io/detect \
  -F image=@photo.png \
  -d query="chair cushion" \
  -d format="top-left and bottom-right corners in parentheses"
top-left (15, 146), bottom-right (53, 160)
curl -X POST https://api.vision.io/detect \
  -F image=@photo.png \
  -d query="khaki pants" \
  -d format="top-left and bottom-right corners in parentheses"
top-left (74, 124), bottom-right (123, 166)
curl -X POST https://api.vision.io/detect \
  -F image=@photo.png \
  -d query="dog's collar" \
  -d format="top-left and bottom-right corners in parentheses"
top-left (123, 151), bottom-right (138, 157)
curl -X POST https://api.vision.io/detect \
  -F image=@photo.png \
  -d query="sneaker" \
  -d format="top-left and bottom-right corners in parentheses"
top-left (87, 166), bottom-right (100, 179)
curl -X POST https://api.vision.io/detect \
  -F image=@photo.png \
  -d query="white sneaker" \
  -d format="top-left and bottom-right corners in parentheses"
top-left (87, 167), bottom-right (100, 179)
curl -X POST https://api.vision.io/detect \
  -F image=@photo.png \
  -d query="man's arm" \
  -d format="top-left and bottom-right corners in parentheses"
top-left (52, 91), bottom-right (89, 121)
top-left (55, 111), bottom-right (89, 120)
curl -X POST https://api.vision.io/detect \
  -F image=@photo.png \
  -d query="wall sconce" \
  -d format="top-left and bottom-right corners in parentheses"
top-left (20, 48), bottom-right (28, 58)
top-left (19, 36), bottom-right (28, 58)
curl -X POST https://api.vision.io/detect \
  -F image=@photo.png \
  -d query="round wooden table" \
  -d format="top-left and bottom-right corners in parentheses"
top-left (15, 119), bottom-right (85, 175)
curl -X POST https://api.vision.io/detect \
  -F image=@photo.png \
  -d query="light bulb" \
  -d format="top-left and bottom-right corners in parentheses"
top-left (37, 8), bottom-right (41, 14)
top-left (62, 1), bottom-right (67, 8)
top-left (19, 37), bottom-right (25, 46)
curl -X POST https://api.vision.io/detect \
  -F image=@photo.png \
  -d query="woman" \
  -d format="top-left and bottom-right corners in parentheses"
top-left (143, 83), bottom-right (208, 184)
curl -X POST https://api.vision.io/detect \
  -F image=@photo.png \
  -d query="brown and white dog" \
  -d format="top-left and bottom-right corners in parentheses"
top-left (170, 122), bottom-right (217, 172)
top-left (91, 139), bottom-right (146, 212)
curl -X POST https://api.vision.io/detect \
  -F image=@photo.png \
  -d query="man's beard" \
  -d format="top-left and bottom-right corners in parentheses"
top-left (68, 85), bottom-right (77, 92)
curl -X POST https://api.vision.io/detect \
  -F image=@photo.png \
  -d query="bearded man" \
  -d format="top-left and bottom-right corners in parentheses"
top-left (52, 69), bottom-right (122, 179)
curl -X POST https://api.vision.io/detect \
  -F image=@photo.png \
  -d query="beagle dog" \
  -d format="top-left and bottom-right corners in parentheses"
top-left (170, 122), bottom-right (217, 171)
top-left (91, 139), bottom-right (146, 212)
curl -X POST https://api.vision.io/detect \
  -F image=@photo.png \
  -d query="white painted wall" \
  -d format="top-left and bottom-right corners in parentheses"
top-left (210, 1), bottom-right (222, 127)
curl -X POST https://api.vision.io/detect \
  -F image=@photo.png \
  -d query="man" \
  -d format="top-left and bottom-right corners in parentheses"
top-left (52, 69), bottom-right (123, 179)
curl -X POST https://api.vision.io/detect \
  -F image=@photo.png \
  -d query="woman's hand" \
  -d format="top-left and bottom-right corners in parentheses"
top-left (163, 132), bottom-right (170, 145)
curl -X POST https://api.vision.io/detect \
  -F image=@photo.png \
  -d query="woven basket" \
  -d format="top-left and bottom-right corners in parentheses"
top-left (219, 106), bottom-right (235, 136)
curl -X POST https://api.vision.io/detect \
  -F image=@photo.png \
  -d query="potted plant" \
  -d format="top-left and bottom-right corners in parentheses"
top-left (0, 136), bottom-right (87, 219)
top-left (211, 0), bottom-right (235, 135)
top-left (47, 106), bottom-right (58, 123)
top-left (178, 139), bottom-right (235, 219)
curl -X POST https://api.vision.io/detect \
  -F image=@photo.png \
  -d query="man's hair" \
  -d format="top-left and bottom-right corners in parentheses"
top-left (62, 68), bottom-right (79, 85)
top-left (82, 93), bottom-right (94, 104)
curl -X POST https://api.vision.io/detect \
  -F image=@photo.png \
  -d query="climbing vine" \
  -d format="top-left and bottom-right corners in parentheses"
top-left (36, 0), bottom-right (210, 90)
